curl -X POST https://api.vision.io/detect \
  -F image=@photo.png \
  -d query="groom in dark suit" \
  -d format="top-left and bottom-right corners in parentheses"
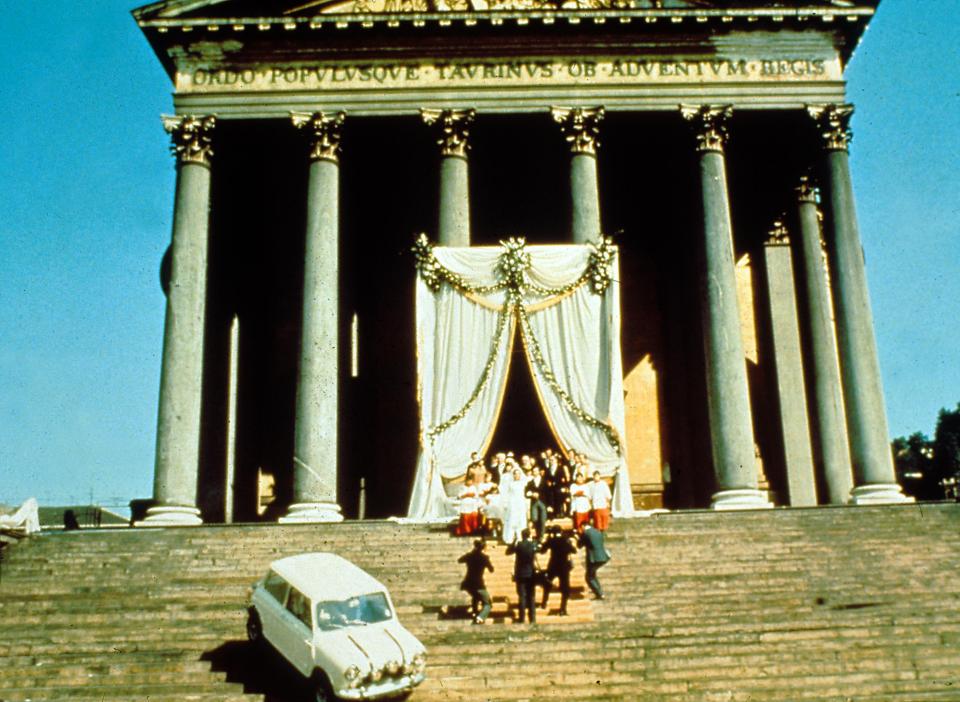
top-left (578, 523), bottom-right (610, 600)
top-left (458, 539), bottom-right (494, 624)
top-left (506, 529), bottom-right (539, 623)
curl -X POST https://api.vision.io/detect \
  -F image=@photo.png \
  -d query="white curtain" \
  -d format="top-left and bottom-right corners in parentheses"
top-left (407, 242), bottom-right (634, 520)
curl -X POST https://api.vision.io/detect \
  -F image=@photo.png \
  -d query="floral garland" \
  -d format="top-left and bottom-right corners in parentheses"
top-left (588, 236), bottom-right (616, 295)
top-left (425, 299), bottom-right (514, 445)
top-left (412, 233), bottom-right (614, 298)
top-left (412, 233), bottom-right (505, 296)
top-left (517, 303), bottom-right (622, 453)
top-left (497, 237), bottom-right (532, 294)
top-left (413, 233), bottom-right (618, 445)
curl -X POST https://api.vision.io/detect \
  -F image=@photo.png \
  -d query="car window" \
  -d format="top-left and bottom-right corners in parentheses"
top-left (263, 571), bottom-right (289, 604)
top-left (315, 592), bottom-right (393, 631)
top-left (286, 587), bottom-right (312, 629)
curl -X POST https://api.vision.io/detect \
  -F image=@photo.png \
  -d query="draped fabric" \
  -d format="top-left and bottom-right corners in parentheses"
top-left (0, 497), bottom-right (41, 536)
top-left (407, 241), bottom-right (634, 521)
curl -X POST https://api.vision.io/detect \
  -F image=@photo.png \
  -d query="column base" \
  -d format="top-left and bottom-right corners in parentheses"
top-left (850, 484), bottom-right (915, 505)
top-left (711, 488), bottom-right (774, 511)
top-left (278, 502), bottom-right (344, 524)
top-left (134, 505), bottom-right (203, 527)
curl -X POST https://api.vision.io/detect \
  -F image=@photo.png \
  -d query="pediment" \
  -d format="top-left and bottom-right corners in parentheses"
top-left (133, 0), bottom-right (869, 18)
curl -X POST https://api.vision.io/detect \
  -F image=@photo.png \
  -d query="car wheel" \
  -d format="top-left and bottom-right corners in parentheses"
top-left (312, 671), bottom-right (337, 702)
top-left (246, 608), bottom-right (263, 644)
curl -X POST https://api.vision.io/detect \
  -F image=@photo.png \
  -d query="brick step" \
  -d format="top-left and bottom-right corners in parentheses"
top-left (0, 680), bottom-right (251, 701)
top-left (0, 657), bottom-right (215, 677)
top-left (0, 668), bottom-right (227, 689)
top-left (0, 653), bottom-right (209, 673)
top-left (415, 668), bottom-right (948, 700)
top-left (1, 505), bottom-right (957, 702)
top-left (0, 694), bottom-right (259, 702)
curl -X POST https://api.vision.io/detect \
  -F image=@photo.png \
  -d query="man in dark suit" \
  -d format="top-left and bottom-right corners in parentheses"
top-left (539, 525), bottom-right (576, 615)
top-left (578, 523), bottom-right (610, 600)
top-left (458, 539), bottom-right (494, 624)
top-left (506, 529), bottom-right (539, 623)
top-left (525, 466), bottom-right (548, 540)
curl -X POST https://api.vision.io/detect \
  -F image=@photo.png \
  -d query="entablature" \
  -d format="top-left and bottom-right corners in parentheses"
top-left (135, 0), bottom-right (876, 118)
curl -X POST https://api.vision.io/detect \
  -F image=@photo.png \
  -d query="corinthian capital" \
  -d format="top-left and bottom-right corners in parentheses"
top-left (795, 175), bottom-right (819, 204)
top-left (421, 108), bottom-right (476, 158)
top-left (162, 115), bottom-right (216, 166)
top-left (680, 105), bottom-right (733, 153)
top-left (551, 106), bottom-right (605, 156)
top-left (765, 218), bottom-right (790, 246)
top-left (808, 103), bottom-right (854, 152)
top-left (291, 111), bottom-right (346, 163)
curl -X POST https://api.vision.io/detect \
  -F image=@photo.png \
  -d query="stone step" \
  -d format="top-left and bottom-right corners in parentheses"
top-left (0, 504), bottom-right (957, 702)
top-left (0, 681), bottom-right (251, 701)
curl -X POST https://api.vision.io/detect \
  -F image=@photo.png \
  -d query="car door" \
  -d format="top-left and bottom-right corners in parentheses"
top-left (279, 587), bottom-right (316, 676)
top-left (257, 571), bottom-right (289, 646)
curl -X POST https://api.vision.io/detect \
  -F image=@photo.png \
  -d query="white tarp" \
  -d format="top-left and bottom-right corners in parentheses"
top-left (0, 497), bottom-right (41, 536)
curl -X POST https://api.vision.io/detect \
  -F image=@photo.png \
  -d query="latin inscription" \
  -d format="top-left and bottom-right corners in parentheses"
top-left (177, 56), bottom-right (840, 93)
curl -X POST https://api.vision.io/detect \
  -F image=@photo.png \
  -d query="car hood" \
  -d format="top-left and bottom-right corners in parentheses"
top-left (317, 623), bottom-right (424, 672)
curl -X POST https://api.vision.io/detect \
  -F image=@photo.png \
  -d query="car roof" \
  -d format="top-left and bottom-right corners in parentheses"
top-left (269, 553), bottom-right (387, 602)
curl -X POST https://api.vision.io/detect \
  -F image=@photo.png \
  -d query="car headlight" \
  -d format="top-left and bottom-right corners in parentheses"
top-left (344, 665), bottom-right (361, 686)
top-left (386, 660), bottom-right (401, 675)
top-left (412, 653), bottom-right (426, 674)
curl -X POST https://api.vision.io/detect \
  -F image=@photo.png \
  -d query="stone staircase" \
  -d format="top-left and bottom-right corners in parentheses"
top-left (1, 504), bottom-right (959, 701)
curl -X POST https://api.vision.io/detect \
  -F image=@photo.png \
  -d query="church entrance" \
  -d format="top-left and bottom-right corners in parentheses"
top-left (486, 332), bottom-right (562, 463)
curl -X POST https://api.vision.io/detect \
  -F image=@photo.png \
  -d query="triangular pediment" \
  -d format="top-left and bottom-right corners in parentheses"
top-left (133, 0), bottom-right (871, 18)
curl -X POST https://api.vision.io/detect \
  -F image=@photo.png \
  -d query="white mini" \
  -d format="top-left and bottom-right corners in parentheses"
top-left (247, 553), bottom-right (427, 701)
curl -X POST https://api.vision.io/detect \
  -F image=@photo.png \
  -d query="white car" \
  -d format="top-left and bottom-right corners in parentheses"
top-left (247, 553), bottom-right (426, 701)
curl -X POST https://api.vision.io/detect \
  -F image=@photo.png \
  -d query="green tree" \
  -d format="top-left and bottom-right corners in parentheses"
top-left (892, 431), bottom-right (937, 500)
top-left (933, 403), bottom-right (960, 490)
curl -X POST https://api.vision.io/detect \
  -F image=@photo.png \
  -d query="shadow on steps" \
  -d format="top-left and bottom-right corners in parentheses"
top-left (202, 639), bottom-right (311, 702)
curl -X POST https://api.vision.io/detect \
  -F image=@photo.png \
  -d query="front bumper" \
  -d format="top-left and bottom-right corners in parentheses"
top-left (338, 673), bottom-right (425, 700)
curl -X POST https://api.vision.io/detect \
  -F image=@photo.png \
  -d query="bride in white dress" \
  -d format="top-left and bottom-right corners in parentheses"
top-left (500, 468), bottom-right (529, 545)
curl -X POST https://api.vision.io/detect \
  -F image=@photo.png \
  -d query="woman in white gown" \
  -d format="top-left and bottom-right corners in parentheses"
top-left (501, 468), bottom-right (529, 545)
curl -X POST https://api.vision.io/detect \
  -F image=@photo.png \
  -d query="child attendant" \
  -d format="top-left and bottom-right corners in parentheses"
top-left (456, 477), bottom-right (481, 536)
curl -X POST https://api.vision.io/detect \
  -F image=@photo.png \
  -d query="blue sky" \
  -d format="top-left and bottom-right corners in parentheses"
top-left (0, 0), bottom-right (957, 509)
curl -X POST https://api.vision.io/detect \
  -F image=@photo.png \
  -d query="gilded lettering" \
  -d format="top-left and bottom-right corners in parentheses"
top-left (728, 59), bottom-right (747, 76)
top-left (188, 55), bottom-right (831, 93)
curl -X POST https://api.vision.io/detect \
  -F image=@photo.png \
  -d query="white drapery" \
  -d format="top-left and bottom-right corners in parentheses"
top-left (407, 239), bottom-right (634, 521)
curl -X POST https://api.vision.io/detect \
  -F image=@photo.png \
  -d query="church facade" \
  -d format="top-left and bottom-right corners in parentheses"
top-left (132, 0), bottom-right (910, 525)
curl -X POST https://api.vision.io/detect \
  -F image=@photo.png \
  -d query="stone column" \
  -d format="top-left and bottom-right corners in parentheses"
top-left (421, 108), bottom-right (475, 247)
top-left (224, 314), bottom-right (239, 524)
top-left (762, 220), bottom-right (817, 507)
top-left (792, 177), bottom-right (854, 504)
top-left (808, 104), bottom-right (910, 504)
top-left (681, 105), bottom-right (771, 510)
top-left (552, 106), bottom-right (604, 244)
top-left (281, 111), bottom-right (346, 523)
top-left (139, 115), bottom-right (216, 527)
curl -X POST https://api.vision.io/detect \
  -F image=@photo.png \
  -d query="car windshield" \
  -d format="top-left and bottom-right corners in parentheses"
top-left (315, 592), bottom-right (392, 631)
